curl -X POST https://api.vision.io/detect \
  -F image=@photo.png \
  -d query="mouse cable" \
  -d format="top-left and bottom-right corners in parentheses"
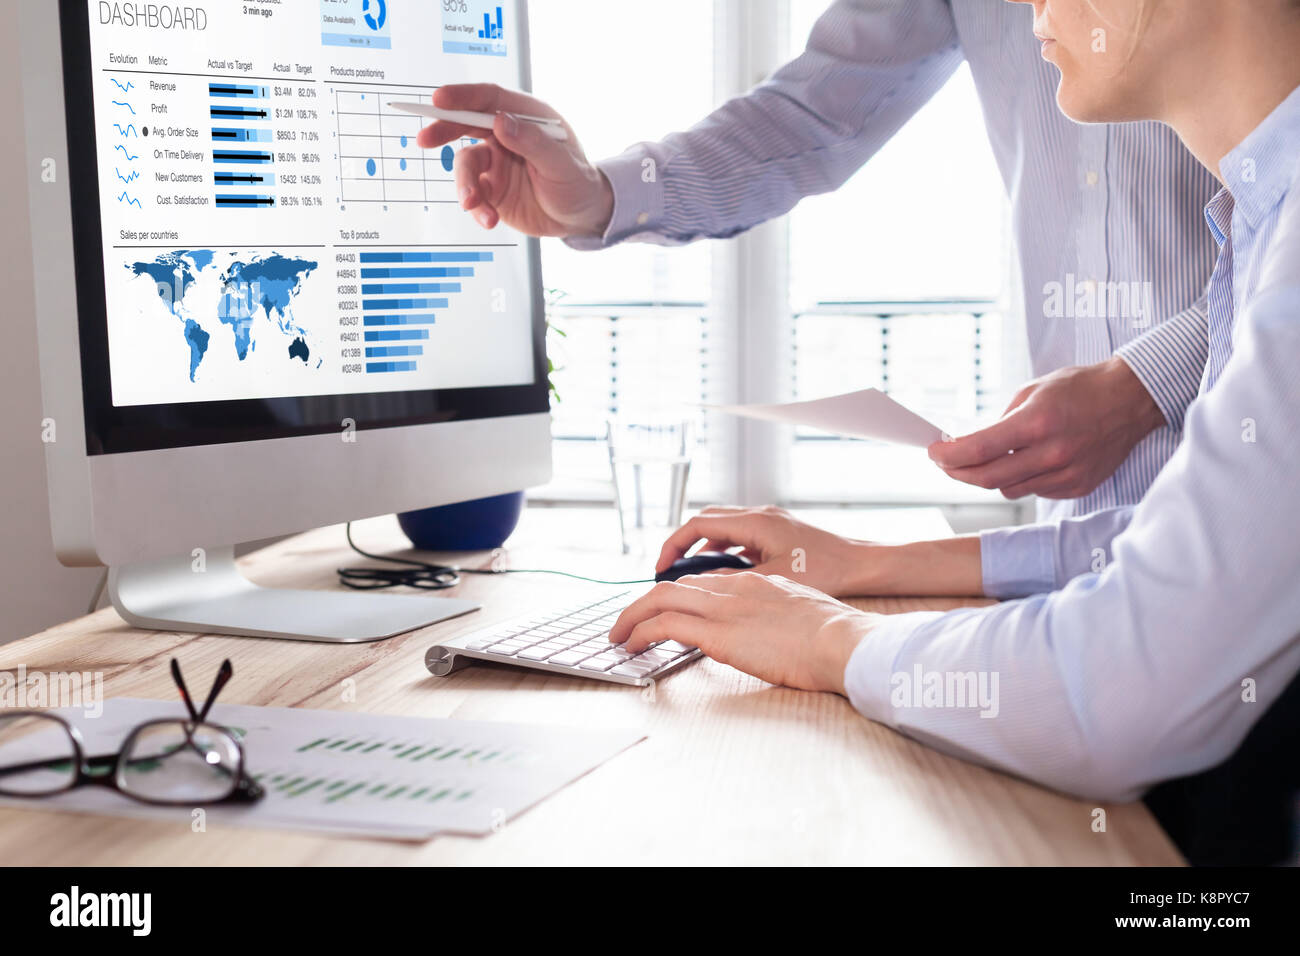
top-left (337, 522), bottom-right (655, 591)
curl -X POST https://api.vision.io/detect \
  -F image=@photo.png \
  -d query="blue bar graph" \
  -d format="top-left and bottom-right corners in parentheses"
top-left (363, 314), bottom-right (438, 327)
top-left (214, 150), bottom-right (274, 165)
top-left (365, 329), bottom-right (430, 342)
top-left (361, 283), bottom-right (459, 296)
top-left (478, 6), bottom-right (504, 39)
top-left (215, 194), bottom-right (275, 208)
top-left (361, 269), bottom-right (473, 280)
top-left (360, 267), bottom-right (472, 279)
top-left (359, 251), bottom-right (494, 263)
top-left (366, 345), bottom-right (425, 358)
top-left (353, 248), bottom-right (499, 375)
top-left (361, 298), bottom-right (449, 312)
top-left (209, 83), bottom-right (269, 98)
top-left (366, 361), bottom-right (419, 374)
top-left (360, 272), bottom-right (462, 287)
top-left (210, 105), bottom-right (270, 119)
top-left (215, 171), bottom-right (276, 186)
top-left (212, 127), bottom-right (273, 142)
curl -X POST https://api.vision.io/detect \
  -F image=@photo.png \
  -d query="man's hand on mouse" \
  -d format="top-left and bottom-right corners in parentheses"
top-left (415, 84), bottom-right (614, 239)
top-left (608, 572), bottom-right (879, 695)
top-left (654, 505), bottom-right (883, 597)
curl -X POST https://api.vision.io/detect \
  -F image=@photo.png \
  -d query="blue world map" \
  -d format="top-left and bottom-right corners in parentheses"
top-left (127, 251), bottom-right (319, 381)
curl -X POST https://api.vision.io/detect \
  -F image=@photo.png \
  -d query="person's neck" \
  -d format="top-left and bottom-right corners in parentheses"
top-left (1160, 22), bottom-right (1300, 184)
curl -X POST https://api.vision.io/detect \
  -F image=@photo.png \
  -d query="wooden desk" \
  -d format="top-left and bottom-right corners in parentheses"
top-left (0, 507), bottom-right (1182, 865)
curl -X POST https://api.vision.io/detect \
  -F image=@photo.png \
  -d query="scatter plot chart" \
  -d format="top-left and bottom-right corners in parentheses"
top-left (334, 88), bottom-right (480, 204)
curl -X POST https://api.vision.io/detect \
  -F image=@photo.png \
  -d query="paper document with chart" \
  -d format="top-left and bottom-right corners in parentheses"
top-left (710, 388), bottom-right (948, 447)
top-left (0, 699), bottom-right (644, 841)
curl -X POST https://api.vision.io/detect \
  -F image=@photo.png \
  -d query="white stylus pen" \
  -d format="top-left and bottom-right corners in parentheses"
top-left (386, 102), bottom-right (569, 141)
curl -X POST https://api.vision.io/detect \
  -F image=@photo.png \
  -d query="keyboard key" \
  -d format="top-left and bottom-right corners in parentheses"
top-left (579, 654), bottom-right (621, 671)
top-left (610, 660), bottom-right (658, 677)
top-left (517, 646), bottom-right (560, 661)
top-left (485, 643), bottom-right (522, 656)
top-left (657, 640), bottom-right (697, 654)
top-left (547, 650), bottom-right (589, 666)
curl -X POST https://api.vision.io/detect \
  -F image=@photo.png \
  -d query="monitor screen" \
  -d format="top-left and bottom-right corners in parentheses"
top-left (60, 0), bottom-right (547, 454)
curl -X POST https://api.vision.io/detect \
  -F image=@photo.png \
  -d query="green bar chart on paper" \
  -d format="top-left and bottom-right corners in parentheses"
top-left (27, 699), bottom-right (645, 840)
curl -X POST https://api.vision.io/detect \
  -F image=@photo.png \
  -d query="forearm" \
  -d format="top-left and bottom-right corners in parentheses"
top-left (567, 0), bottom-right (961, 249)
top-left (839, 536), bottom-right (984, 597)
top-left (842, 286), bottom-right (1300, 801)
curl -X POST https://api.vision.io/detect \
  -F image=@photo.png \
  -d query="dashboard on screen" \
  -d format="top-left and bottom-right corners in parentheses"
top-left (61, 0), bottom-right (546, 454)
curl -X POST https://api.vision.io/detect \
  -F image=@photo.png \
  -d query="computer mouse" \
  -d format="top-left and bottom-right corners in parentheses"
top-left (655, 551), bottom-right (755, 583)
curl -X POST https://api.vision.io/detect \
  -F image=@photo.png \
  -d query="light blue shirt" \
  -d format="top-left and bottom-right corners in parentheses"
top-left (846, 84), bottom-right (1300, 801)
top-left (571, 0), bottom-right (1219, 523)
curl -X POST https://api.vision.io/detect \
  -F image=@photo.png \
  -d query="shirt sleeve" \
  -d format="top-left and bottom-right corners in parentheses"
top-left (979, 507), bottom-right (1135, 598)
top-left (845, 279), bottom-right (1300, 803)
top-left (565, 0), bottom-right (962, 251)
top-left (1114, 296), bottom-right (1210, 432)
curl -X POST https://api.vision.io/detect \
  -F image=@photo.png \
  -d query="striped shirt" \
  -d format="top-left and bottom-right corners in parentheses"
top-left (569, 0), bottom-right (1219, 521)
top-left (847, 83), bottom-right (1300, 800)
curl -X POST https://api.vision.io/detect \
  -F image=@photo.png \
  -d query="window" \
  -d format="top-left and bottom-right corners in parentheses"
top-left (528, 1), bottom-right (1022, 507)
top-left (529, 0), bottom-right (716, 499)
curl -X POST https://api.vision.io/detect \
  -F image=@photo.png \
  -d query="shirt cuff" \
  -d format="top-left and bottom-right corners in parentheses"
top-left (1114, 303), bottom-right (1209, 432)
top-left (843, 611), bottom-right (946, 725)
top-left (979, 524), bottom-right (1058, 598)
top-left (562, 147), bottom-right (666, 251)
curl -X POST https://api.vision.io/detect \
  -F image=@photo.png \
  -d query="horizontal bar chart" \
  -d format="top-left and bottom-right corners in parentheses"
top-left (366, 360), bottom-right (419, 373)
top-left (361, 297), bottom-right (449, 312)
top-left (214, 150), bottom-right (274, 165)
top-left (363, 313), bottom-right (438, 327)
top-left (359, 251), bottom-right (494, 263)
top-left (214, 171), bottom-right (276, 186)
top-left (215, 194), bottom-right (275, 208)
top-left (362, 283), bottom-right (458, 295)
top-left (365, 345), bottom-right (424, 358)
top-left (212, 127), bottom-right (273, 142)
top-left (356, 249), bottom-right (496, 375)
top-left (210, 105), bottom-right (270, 119)
top-left (208, 83), bottom-right (269, 98)
top-left (365, 329), bottom-right (430, 342)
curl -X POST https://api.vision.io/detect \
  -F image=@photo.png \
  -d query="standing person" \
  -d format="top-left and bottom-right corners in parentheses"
top-left (602, 0), bottom-right (1300, 863)
top-left (418, 0), bottom-right (1218, 518)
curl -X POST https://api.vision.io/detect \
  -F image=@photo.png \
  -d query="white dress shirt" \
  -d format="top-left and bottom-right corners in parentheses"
top-left (845, 85), bottom-right (1300, 802)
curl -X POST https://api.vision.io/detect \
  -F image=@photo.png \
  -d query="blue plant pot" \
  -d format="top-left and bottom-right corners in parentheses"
top-left (397, 491), bottom-right (526, 551)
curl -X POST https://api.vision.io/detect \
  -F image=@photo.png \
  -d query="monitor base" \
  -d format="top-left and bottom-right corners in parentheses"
top-left (106, 547), bottom-right (478, 643)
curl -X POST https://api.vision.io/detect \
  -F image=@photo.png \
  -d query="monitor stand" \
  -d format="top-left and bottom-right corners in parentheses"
top-left (106, 547), bottom-right (478, 643)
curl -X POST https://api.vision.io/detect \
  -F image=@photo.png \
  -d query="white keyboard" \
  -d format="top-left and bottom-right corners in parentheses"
top-left (424, 590), bottom-right (702, 686)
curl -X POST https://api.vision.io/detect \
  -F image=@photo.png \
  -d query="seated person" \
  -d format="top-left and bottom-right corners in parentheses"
top-left (606, 0), bottom-right (1300, 863)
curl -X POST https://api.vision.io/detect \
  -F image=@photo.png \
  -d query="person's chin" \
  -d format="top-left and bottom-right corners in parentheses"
top-left (1054, 84), bottom-right (1116, 125)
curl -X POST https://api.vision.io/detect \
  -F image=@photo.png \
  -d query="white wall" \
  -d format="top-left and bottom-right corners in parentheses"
top-left (0, 23), bottom-right (105, 644)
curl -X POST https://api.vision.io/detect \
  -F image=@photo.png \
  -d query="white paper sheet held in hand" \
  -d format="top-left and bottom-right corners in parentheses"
top-left (710, 388), bottom-right (947, 447)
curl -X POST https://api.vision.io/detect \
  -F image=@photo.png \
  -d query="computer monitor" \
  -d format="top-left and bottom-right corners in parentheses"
top-left (19, 0), bottom-right (551, 642)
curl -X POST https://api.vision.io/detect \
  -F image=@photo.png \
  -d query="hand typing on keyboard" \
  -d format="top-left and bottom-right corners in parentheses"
top-left (608, 573), bottom-right (878, 695)
top-left (430, 590), bottom-right (702, 685)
